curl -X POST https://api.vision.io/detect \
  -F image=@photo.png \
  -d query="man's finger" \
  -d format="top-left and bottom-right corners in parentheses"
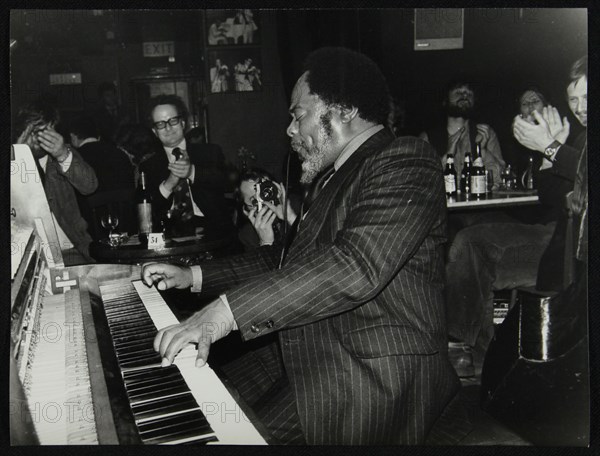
top-left (531, 110), bottom-right (548, 126)
top-left (196, 339), bottom-right (211, 368)
top-left (163, 331), bottom-right (190, 365)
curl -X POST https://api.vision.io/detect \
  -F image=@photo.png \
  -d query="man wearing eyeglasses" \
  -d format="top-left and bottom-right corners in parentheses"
top-left (140, 94), bottom-right (231, 236)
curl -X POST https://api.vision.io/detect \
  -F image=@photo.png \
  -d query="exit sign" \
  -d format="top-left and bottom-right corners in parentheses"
top-left (143, 41), bottom-right (175, 58)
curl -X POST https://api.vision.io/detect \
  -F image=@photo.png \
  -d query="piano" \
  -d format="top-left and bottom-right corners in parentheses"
top-left (10, 145), bottom-right (267, 445)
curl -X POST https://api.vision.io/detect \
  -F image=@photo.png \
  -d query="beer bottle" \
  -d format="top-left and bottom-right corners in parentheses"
top-left (470, 143), bottom-right (487, 197)
top-left (460, 152), bottom-right (472, 194)
top-left (136, 172), bottom-right (153, 244)
top-left (444, 154), bottom-right (457, 197)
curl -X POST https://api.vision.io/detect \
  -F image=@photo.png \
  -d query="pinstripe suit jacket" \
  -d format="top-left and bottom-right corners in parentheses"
top-left (201, 129), bottom-right (457, 443)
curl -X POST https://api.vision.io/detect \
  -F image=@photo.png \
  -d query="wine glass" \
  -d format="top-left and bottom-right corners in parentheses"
top-left (101, 212), bottom-right (120, 246)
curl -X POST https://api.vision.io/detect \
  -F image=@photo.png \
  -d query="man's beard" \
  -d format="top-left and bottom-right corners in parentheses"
top-left (292, 112), bottom-right (333, 184)
top-left (293, 141), bottom-right (327, 184)
top-left (446, 102), bottom-right (474, 119)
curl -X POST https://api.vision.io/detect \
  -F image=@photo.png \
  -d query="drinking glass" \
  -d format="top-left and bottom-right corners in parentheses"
top-left (101, 212), bottom-right (120, 246)
top-left (485, 170), bottom-right (494, 193)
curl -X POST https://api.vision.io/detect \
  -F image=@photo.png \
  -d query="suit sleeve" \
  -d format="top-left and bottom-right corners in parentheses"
top-left (535, 143), bottom-right (581, 207)
top-left (59, 147), bottom-right (98, 195)
top-left (227, 139), bottom-right (445, 340)
top-left (199, 244), bottom-right (282, 295)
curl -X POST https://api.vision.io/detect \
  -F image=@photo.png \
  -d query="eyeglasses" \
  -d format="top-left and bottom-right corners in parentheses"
top-left (153, 116), bottom-right (182, 130)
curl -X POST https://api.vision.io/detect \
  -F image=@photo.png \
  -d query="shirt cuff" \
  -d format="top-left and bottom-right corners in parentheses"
top-left (159, 181), bottom-right (173, 199)
top-left (219, 294), bottom-right (238, 330)
top-left (190, 265), bottom-right (203, 293)
top-left (188, 164), bottom-right (195, 183)
top-left (58, 148), bottom-right (73, 172)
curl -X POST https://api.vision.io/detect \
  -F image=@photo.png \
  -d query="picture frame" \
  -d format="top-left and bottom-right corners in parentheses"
top-left (207, 48), bottom-right (262, 93)
top-left (206, 9), bottom-right (260, 46)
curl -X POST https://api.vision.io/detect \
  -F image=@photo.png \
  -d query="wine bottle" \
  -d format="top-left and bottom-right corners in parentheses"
top-left (460, 152), bottom-right (472, 194)
top-left (470, 144), bottom-right (486, 198)
top-left (444, 154), bottom-right (457, 197)
top-left (136, 172), bottom-right (153, 243)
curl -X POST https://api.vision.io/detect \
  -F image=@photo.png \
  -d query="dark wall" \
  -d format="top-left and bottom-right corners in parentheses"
top-left (10, 8), bottom-right (587, 177)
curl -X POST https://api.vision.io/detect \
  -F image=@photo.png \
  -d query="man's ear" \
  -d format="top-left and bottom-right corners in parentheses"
top-left (338, 105), bottom-right (359, 124)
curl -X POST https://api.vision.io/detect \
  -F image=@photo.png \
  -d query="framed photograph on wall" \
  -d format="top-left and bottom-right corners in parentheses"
top-left (206, 9), bottom-right (260, 46)
top-left (208, 48), bottom-right (262, 93)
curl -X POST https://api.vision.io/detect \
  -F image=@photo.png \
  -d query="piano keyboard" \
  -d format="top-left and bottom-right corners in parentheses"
top-left (99, 279), bottom-right (266, 445)
top-left (23, 290), bottom-right (98, 444)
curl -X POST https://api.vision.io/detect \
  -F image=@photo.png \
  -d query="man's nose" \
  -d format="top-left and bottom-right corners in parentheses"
top-left (577, 97), bottom-right (587, 113)
top-left (286, 119), bottom-right (297, 138)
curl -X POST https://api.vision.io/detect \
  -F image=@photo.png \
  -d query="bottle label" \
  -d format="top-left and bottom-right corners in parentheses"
top-left (471, 175), bottom-right (487, 194)
top-left (444, 175), bottom-right (456, 193)
top-left (137, 203), bottom-right (153, 234)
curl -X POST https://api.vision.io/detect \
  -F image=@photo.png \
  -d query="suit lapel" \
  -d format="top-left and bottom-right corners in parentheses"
top-left (287, 129), bottom-right (395, 262)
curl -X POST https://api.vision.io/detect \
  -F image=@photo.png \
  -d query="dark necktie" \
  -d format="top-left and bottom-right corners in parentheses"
top-left (170, 147), bottom-right (194, 223)
top-left (278, 164), bottom-right (335, 268)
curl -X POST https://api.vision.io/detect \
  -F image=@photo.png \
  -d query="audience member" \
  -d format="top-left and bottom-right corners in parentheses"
top-left (69, 116), bottom-right (135, 236)
top-left (236, 169), bottom-right (297, 250)
top-left (140, 94), bottom-right (232, 236)
top-left (92, 81), bottom-right (130, 143)
top-left (70, 116), bottom-right (134, 191)
top-left (420, 80), bottom-right (505, 188)
top-left (142, 47), bottom-right (460, 445)
top-left (13, 97), bottom-right (98, 264)
top-left (444, 57), bottom-right (587, 378)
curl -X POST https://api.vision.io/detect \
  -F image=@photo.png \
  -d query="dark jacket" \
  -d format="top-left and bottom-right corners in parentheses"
top-left (536, 131), bottom-right (586, 291)
top-left (139, 143), bottom-right (232, 231)
top-left (198, 131), bottom-right (459, 443)
top-left (43, 148), bottom-right (98, 261)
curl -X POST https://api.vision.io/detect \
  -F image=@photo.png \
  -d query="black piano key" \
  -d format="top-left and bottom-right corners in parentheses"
top-left (117, 347), bottom-right (161, 362)
top-left (138, 410), bottom-right (215, 444)
top-left (132, 394), bottom-right (200, 422)
top-left (123, 365), bottom-right (180, 381)
top-left (124, 369), bottom-right (182, 388)
top-left (119, 355), bottom-right (164, 370)
top-left (126, 376), bottom-right (188, 395)
top-left (128, 383), bottom-right (190, 405)
top-left (114, 336), bottom-right (156, 351)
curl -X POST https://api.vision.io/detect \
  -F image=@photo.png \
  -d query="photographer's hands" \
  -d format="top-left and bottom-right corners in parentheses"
top-left (247, 205), bottom-right (277, 245)
top-left (266, 182), bottom-right (297, 225)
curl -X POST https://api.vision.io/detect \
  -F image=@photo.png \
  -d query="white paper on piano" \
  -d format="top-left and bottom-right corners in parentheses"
top-left (132, 280), bottom-right (267, 444)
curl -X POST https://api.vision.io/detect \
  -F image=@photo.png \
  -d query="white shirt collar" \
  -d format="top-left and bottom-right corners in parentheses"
top-left (334, 125), bottom-right (384, 171)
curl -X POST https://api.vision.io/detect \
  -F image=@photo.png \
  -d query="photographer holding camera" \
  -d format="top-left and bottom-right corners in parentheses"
top-left (237, 169), bottom-right (297, 248)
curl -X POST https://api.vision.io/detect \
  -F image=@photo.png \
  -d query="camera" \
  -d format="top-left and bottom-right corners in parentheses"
top-left (254, 178), bottom-right (280, 211)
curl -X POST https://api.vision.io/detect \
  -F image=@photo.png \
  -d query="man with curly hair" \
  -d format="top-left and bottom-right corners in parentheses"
top-left (142, 47), bottom-right (459, 444)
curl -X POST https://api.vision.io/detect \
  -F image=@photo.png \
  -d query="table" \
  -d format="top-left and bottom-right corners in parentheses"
top-left (89, 230), bottom-right (234, 265)
top-left (447, 189), bottom-right (539, 211)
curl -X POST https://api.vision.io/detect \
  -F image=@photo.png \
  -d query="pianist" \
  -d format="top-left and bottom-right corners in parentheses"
top-left (13, 96), bottom-right (98, 264)
top-left (143, 47), bottom-right (460, 445)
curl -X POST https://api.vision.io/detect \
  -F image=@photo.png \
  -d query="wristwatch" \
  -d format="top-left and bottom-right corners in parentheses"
top-left (543, 140), bottom-right (562, 162)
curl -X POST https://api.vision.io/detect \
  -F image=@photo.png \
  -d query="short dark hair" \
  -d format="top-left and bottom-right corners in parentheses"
top-left (69, 116), bottom-right (98, 140)
top-left (569, 56), bottom-right (587, 84)
top-left (444, 79), bottom-right (476, 100)
top-left (97, 81), bottom-right (117, 97)
top-left (302, 47), bottom-right (390, 125)
top-left (12, 96), bottom-right (60, 143)
top-left (239, 168), bottom-right (275, 185)
top-left (517, 87), bottom-right (548, 107)
top-left (147, 94), bottom-right (189, 127)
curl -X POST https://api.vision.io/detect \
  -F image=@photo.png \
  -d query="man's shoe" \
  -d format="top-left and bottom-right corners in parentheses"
top-left (448, 342), bottom-right (475, 378)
